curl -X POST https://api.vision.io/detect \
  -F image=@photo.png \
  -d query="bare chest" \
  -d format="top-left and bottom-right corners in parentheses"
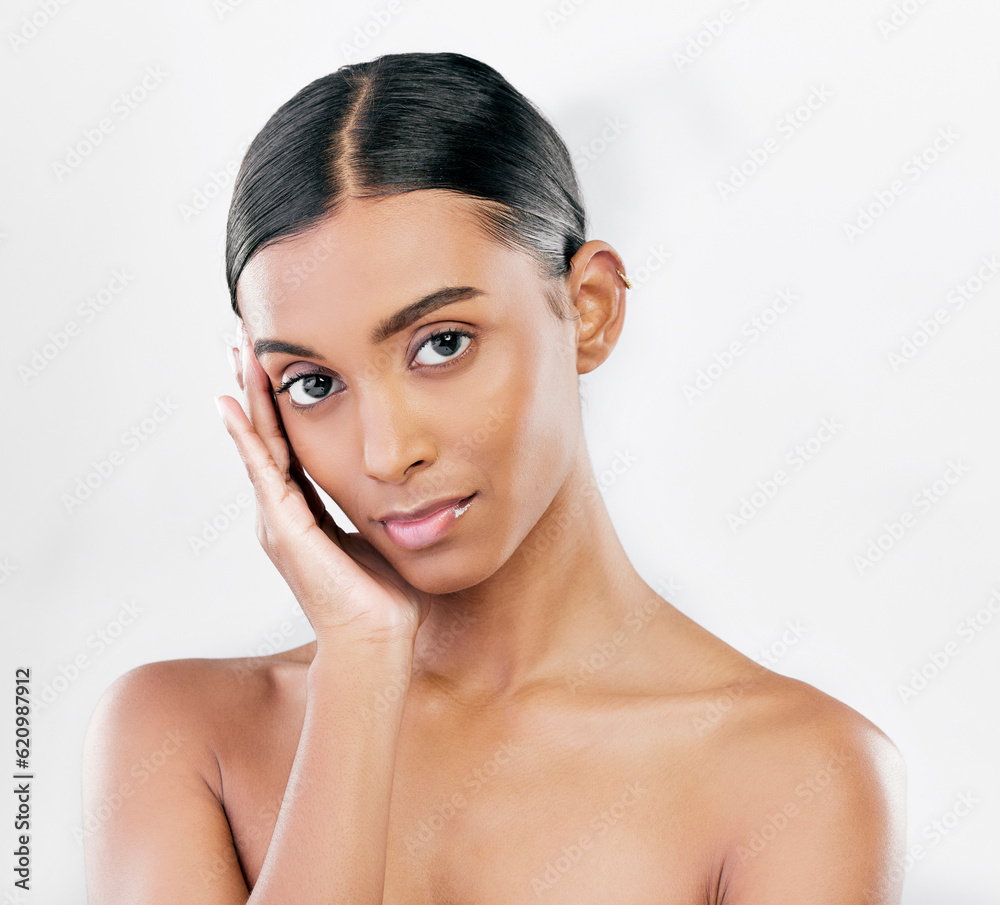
top-left (219, 693), bottom-right (719, 905)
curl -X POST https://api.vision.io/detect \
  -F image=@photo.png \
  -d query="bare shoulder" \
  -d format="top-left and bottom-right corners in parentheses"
top-left (705, 666), bottom-right (904, 769)
top-left (695, 669), bottom-right (907, 904)
top-left (84, 644), bottom-right (312, 798)
top-left (81, 646), bottom-right (313, 903)
top-left (660, 601), bottom-right (905, 790)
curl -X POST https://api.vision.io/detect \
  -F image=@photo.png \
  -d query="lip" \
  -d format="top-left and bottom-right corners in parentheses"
top-left (378, 493), bottom-right (476, 550)
top-left (377, 493), bottom-right (476, 523)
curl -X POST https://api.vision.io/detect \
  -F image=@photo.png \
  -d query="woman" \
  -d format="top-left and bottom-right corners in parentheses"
top-left (83, 51), bottom-right (906, 903)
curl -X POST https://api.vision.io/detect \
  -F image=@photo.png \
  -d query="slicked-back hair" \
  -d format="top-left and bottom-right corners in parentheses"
top-left (225, 51), bottom-right (587, 320)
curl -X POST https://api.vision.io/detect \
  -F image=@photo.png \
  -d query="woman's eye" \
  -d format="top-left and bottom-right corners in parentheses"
top-left (285, 373), bottom-right (340, 407)
top-left (414, 331), bottom-right (471, 366)
top-left (279, 331), bottom-right (471, 409)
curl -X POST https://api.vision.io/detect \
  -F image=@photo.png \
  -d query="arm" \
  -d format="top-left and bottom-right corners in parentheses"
top-left (247, 637), bottom-right (413, 903)
top-left (719, 711), bottom-right (907, 905)
top-left (82, 662), bottom-right (251, 904)
top-left (83, 640), bottom-right (414, 905)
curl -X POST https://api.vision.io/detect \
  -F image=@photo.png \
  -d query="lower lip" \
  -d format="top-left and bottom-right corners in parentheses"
top-left (381, 494), bottom-right (476, 550)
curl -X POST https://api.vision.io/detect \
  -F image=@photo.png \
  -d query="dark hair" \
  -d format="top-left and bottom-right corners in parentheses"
top-left (225, 51), bottom-right (587, 319)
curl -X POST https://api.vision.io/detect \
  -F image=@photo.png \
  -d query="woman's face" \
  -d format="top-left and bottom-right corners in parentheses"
top-left (235, 189), bottom-right (586, 594)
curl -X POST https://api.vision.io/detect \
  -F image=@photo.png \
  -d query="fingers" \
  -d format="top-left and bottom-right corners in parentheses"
top-left (215, 394), bottom-right (288, 503)
top-left (288, 454), bottom-right (328, 527)
top-left (240, 326), bottom-right (291, 477)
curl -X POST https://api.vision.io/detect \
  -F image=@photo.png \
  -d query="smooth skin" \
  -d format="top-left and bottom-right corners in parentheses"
top-left (82, 189), bottom-right (906, 904)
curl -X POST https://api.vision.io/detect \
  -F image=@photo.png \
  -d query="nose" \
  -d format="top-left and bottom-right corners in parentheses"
top-left (357, 383), bottom-right (436, 484)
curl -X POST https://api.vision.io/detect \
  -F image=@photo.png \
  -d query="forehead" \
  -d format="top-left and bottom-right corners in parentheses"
top-left (235, 190), bottom-right (530, 336)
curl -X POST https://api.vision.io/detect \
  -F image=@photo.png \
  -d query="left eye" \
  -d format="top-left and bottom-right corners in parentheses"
top-left (413, 331), bottom-right (471, 366)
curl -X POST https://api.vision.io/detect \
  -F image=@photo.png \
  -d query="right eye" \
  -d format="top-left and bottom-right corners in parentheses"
top-left (277, 371), bottom-right (343, 408)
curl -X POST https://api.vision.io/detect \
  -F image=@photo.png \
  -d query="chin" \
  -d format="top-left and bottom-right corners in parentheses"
top-left (384, 540), bottom-right (506, 597)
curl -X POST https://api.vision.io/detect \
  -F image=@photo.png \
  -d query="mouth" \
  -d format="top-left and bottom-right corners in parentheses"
top-left (378, 493), bottom-right (477, 550)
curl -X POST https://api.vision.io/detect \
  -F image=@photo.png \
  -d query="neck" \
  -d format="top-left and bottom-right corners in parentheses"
top-left (410, 449), bottom-right (655, 706)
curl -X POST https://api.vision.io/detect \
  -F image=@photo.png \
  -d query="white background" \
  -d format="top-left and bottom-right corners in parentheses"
top-left (2, 0), bottom-right (998, 901)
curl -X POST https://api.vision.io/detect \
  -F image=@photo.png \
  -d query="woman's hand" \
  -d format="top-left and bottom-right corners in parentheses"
top-left (215, 323), bottom-right (432, 648)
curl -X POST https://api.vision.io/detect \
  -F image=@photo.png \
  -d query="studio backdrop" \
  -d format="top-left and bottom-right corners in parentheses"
top-left (2, 0), bottom-right (998, 902)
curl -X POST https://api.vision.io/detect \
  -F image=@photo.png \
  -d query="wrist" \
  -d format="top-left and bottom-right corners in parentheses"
top-left (307, 639), bottom-right (414, 718)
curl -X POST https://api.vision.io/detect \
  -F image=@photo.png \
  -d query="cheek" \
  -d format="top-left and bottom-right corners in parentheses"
top-left (282, 416), bottom-right (353, 501)
top-left (464, 333), bottom-right (580, 512)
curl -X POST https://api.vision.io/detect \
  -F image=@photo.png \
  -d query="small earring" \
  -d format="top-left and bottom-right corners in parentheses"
top-left (615, 268), bottom-right (633, 290)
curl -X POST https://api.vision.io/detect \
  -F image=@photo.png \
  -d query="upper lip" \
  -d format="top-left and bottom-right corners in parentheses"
top-left (377, 493), bottom-right (475, 524)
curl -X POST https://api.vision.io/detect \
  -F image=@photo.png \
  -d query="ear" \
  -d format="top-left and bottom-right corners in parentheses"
top-left (563, 240), bottom-right (629, 375)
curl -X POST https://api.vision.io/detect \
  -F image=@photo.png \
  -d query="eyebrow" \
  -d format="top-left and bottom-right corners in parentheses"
top-left (253, 285), bottom-right (485, 360)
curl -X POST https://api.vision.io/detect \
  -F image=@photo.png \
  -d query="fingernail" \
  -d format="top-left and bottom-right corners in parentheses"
top-left (225, 345), bottom-right (238, 377)
top-left (214, 395), bottom-right (224, 418)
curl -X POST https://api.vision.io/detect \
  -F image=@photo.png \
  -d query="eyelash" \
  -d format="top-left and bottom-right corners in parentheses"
top-left (274, 326), bottom-right (476, 409)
